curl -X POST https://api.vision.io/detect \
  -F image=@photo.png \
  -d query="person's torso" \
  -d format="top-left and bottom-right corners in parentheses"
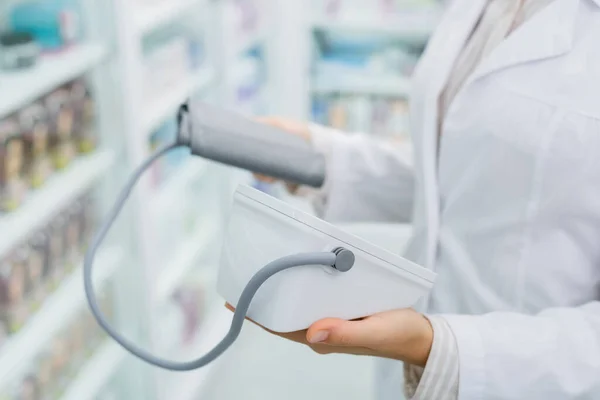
top-left (406, 0), bottom-right (600, 316)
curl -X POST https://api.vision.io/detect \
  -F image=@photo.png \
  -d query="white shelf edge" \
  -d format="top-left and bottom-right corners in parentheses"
top-left (0, 150), bottom-right (116, 259)
top-left (0, 43), bottom-right (109, 118)
top-left (135, 0), bottom-right (205, 35)
top-left (154, 221), bottom-right (220, 303)
top-left (141, 67), bottom-right (216, 136)
top-left (312, 75), bottom-right (411, 97)
top-left (149, 158), bottom-right (210, 215)
top-left (164, 307), bottom-right (232, 400)
top-left (0, 249), bottom-right (123, 388)
top-left (60, 341), bottom-right (126, 400)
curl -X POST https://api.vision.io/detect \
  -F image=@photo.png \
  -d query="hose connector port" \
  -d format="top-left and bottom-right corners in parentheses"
top-left (332, 247), bottom-right (355, 272)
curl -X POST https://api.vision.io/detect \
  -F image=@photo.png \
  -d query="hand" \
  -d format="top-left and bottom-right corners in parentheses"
top-left (254, 117), bottom-right (312, 193)
top-left (226, 304), bottom-right (434, 367)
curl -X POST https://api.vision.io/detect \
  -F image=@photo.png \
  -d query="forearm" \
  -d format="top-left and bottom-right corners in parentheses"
top-left (441, 301), bottom-right (600, 400)
top-left (308, 123), bottom-right (416, 223)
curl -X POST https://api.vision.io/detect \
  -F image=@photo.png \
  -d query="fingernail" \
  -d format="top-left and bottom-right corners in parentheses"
top-left (308, 331), bottom-right (329, 344)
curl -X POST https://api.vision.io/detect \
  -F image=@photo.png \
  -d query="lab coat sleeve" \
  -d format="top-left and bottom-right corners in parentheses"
top-left (404, 316), bottom-right (459, 400)
top-left (307, 123), bottom-right (415, 223)
top-left (442, 302), bottom-right (600, 399)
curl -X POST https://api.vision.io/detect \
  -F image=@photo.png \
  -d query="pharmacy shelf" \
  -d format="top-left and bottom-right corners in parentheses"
top-left (311, 10), bottom-right (441, 42)
top-left (134, 0), bottom-right (206, 35)
top-left (60, 341), bottom-right (127, 400)
top-left (312, 74), bottom-right (411, 97)
top-left (0, 43), bottom-right (109, 118)
top-left (0, 249), bottom-right (123, 389)
top-left (154, 220), bottom-right (221, 303)
top-left (166, 307), bottom-right (232, 400)
top-left (141, 67), bottom-right (215, 136)
top-left (150, 158), bottom-right (210, 215)
top-left (0, 150), bottom-right (116, 259)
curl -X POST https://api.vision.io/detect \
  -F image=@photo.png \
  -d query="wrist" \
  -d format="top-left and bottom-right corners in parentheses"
top-left (390, 311), bottom-right (434, 367)
top-left (410, 314), bottom-right (434, 367)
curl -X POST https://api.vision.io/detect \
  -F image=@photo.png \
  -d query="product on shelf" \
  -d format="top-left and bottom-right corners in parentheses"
top-left (0, 191), bottom-right (97, 347)
top-left (45, 87), bottom-right (76, 170)
top-left (49, 330), bottom-right (71, 392)
top-left (19, 103), bottom-right (52, 189)
top-left (65, 207), bottom-right (81, 273)
top-left (312, 94), bottom-right (410, 141)
top-left (13, 369), bottom-right (37, 400)
top-left (9, 1), bottom-right (81, 51)
top-left (0, 32), bottom-right (39, 71)
top-left (0, 78), bottom-right (98, 214)
top-left (36, 350), bottom-right (54, 399)
top-left (25, 234), bottom-right (46, 312)
top-left (0, 251), bottom-right (29, 335)
top-left (48, 215), bottom-right (67, 290)
top-left (0, 118), bottom-right (27, 212)
top-left (70, 80), bottom-right (97, 154)
top-left (80, 193), bottom-right (96, 250)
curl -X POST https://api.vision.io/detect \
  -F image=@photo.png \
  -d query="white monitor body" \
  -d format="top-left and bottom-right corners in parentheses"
top-left (217, 185), bottom-right (436, 333)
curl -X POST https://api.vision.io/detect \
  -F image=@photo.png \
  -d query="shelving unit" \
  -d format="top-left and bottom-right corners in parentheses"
top-left (0, 43), bottom-right (109, 118)
top-left (268, 1), bottom-right (443, 123)
top-left (0, 249), bottom-right (123, 388)
top-left (311, 10), bottom-right (441, 42)
top-left (0, 0), bottom-right (137, 394)
top-left (134, 0), bottom-right (206, 36)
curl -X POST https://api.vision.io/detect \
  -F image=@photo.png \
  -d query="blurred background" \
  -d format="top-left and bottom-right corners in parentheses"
top-left (0, 0), bottom-right (444, 398)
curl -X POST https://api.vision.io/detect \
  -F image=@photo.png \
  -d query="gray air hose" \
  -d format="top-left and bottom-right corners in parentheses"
top-left (84, 140), bottom-right (355, 371)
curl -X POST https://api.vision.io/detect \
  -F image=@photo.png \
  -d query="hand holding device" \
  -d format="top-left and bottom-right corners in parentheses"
top-left (227, 303), bottom-right (434, 367)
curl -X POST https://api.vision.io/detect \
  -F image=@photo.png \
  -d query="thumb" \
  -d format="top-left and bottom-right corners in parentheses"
top-left (306, 318), bottom-right (380, 348)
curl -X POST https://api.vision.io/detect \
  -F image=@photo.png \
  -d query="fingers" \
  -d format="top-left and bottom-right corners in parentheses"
top-left (306, 317), bottom-right (383, 349)
top-left (254, 174), bottom-right (277, 183)
top-left (255, 116), bottom-right (311, 141)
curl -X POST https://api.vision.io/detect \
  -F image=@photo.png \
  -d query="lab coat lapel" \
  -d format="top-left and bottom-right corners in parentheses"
top-left (467, 0), bottom-right (580, 85)
top-left (412, 0), bottom-right (486, 269)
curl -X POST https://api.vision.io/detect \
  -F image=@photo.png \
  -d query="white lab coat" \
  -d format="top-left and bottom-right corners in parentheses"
top-left (316, 0), bottom-right (600, 399)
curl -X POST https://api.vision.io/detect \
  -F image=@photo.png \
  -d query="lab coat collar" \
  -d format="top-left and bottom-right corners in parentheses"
top-left (467, 0), bottom-right (581, 85)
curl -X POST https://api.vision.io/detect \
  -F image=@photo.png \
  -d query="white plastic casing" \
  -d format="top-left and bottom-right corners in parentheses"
top-left (217, 185), bottom-right (437, 333)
